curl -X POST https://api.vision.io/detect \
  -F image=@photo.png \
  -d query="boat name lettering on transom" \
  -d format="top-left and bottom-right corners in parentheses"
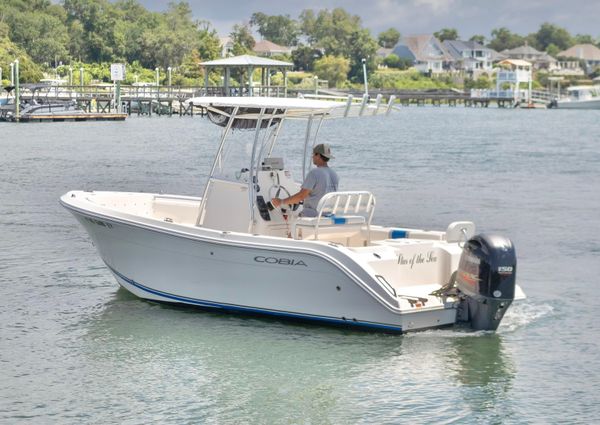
top-left (254, 256), bottom-right (307, 267)
top-left (398, 251), bottom-right (437, 268)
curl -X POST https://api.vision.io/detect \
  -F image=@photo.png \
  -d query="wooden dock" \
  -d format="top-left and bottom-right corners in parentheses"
top-left (9, 85), bottom-right (528, 121)
top-left (16, 112), bottom-right (127, 123)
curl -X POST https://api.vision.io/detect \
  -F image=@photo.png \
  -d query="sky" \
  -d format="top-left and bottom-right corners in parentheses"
top-left (137, 0), bottom-right (600, 41)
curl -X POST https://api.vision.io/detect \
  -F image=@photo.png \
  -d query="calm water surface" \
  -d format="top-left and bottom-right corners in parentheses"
top-left (1, 107), bottom-right (599, 424)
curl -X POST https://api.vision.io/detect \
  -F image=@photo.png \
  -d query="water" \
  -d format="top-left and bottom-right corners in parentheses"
top-left (1, 107), bottom-right (599, 424)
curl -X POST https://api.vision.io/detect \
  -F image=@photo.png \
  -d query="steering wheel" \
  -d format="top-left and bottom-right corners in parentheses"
top-left (269, 185), bottom-right (300, 213)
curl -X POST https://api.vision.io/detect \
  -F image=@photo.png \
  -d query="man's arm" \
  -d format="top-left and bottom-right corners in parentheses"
top-left (271, 188), bottom-right (311, 208)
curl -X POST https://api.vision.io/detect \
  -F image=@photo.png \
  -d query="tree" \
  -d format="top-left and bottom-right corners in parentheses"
top-left (291, 45), bottom-right (322, 71)
top-left (488, 27), bottom-right (524, 51)
top-left (347, 28), bottom-right (378, 81)
top-left (313, 55), bottom-right (350, 87)
top-left (230, 23), bottom-right (255, 55)
top-left (574, 34), bottom-right (596, 45)
top-left (250, 12), bottom-right (299, 46)
top-left (195, 20), bottom-right (221, 61)
top-left (383, 53), bottom-right (411, 69)
top-left (434, 28), bottom-right (459, 42)
top-left (2, 1), bottom-right (70, 64)
top-left (469, 35), bottom-right (486, 45)
top-left (546, 43), bottom-right (560, 58)
top-left (378, 28), bottom-right (400, 48)
top-left (298, 8), bottom-right (377, 80)
top-left (299, 8), bottom-right (361, 56)
top-left (530, 22), bottom-right (573, 52)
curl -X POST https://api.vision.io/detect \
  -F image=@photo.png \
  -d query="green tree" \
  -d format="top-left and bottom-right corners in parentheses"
top-left (434, 28), bottom-right (459, 42)
top-left (291, 45), bottom-right (322, 71)
top-left (574, 34), bottom-right (596, 45)
top-left (383, 53), bottom-right (411, 70)
top-left (195, 20), bottom-right (221, 61)
top-left (530, 22), bottom-right (573, 51)
top-left (299, 8), bottom-right (361, 56)
top-left (0, 22), bottom-right (43, 83)
top-left (348, 28), bottom-right (378, 82)
top-left (469, 35), bottom-right (486, 45)
top-left (313, 55), bottom-right (350, 87)
top-left (63, 0), bottom-right (122, 62)
top-left (230, 23), bottom-right (255, 55)
top-left (1, 1), bottom-right (70, 65)
top-left (546, 43), bottom-right (560, 58)
top-left (378, 28), bottom-right (400, 48)
top-left (488, 27), bottom-right (524, 51)
top-left (299, 8), bottom-right (377, 80)
top-left (250, 12), bottom-right (299, 46)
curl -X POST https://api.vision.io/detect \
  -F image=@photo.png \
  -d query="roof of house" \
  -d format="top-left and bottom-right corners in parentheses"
top-left (220, 36), bottom-right (233, 46)
top-left (498, 59), bottom-right (532, 68)
top-left (443, 39), bottom-right (500, 60)
top-left (253, 40), bottom-right (292, 54)
top-left (502, 44), bottom-right (544, 56)
top-left (502, 44), bottom-right (556, 63)
top-left (392, 35), bottom-right (453, 62)
top-left (200, 54), bottom-right (293, 67)
top-left (558, 44), bottom-right (600, 60)
top-left (376, 47), bottom-right (393, 57)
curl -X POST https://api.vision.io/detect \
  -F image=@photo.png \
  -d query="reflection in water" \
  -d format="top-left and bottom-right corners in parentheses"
top-left (447, 333), bottom-right (516, 422)
top-left (83, 288), bottom-right (408, 423)
top-left (451, 333), bottom-right (515, 386)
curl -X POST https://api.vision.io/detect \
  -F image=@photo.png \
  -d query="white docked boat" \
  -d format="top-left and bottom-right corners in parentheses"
top-left (61, 97), bottom-right (525, 333)
top-left (552, 85), bottom-right (600, 109)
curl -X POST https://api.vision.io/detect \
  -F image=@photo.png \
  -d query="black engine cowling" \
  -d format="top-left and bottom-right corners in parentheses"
top-left (455, 234), bottom-right (517, 331)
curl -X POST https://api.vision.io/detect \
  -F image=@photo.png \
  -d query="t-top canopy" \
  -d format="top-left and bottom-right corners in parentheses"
top-left (187, 95), bottom-right (394, 124)
top-left (188, 96), bottom-right (344, 111)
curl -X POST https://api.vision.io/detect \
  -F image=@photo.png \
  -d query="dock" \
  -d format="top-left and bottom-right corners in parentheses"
top-left (16, 112), bottom-right (127, 123)
top-left (4, 84), bottom-right (553, 122)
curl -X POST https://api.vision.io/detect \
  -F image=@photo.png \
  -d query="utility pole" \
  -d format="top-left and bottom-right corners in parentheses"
top-left (15, 59), bottom-right (20, 122)
top-left (362, 58), bottom-right (369, 98)
top-left (155, 67), bottom-right (160, 101)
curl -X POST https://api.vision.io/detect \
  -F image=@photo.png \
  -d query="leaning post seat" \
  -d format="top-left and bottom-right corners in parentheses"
top-left (291, 191), bottom-right (376, 242)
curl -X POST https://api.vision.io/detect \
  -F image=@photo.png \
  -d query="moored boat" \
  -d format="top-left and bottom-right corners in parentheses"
top-left (550, 85), bottom-right (600, 109)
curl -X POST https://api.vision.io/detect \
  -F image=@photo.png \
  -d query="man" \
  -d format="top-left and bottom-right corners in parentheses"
top-left (271, 143), bottom-right (339, 217)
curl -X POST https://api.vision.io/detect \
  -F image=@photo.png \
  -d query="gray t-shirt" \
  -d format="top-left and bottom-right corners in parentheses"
top-left (301, 166), bottom-right (339, 217)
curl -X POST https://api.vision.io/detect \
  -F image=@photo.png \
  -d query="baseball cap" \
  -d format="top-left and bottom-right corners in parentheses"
top-left (313, 143), bottom-right (334, 159)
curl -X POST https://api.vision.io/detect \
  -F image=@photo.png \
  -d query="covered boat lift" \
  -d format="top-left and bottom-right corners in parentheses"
top-left (200, 55), bottom-right (294, 97)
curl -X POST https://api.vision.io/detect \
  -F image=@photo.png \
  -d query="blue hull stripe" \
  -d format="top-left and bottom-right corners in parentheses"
top-left (107, 265), bottom-right (403, 333)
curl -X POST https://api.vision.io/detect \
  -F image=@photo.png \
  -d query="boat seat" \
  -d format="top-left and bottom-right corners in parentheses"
top-left (292, 191), bottom-right (376, 242)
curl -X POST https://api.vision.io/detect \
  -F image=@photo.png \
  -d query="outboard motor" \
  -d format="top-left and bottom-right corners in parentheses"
top-left (455, 234), bottom-right (517, 331)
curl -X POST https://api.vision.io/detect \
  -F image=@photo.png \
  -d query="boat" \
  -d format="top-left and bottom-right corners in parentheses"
top-left (60, 96), bottom-right (525, 333)
top-left (550, 85), bottom-right (600, 109)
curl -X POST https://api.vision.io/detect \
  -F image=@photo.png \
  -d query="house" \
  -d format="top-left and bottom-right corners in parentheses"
top-left (443, 40), bottom-right (499, 74)
top-left (501, 44), bottom-right (557, 70)
top-left (253, 40), bottom-right (293, 57)
top-left (495, 59), bottom-right (533, 104)
top-left (376, 47), bottom-right (393, 59)
top-left (220, 36), bottom-right (234, 58)
top-left (557, 44), bottom-right (600, 74)
top-left (391, 34), bottom-right (453, 74)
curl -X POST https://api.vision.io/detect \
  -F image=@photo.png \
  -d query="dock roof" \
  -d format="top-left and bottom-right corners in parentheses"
top-left (200, 55), bottom-right (293, 68)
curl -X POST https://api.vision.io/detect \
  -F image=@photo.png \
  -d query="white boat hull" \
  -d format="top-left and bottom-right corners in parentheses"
top-left (556, 97), bottom-right (600, 109)
top-left (62, 191), bottom-right (462, 333)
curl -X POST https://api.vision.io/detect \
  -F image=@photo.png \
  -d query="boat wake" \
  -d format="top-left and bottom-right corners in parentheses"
top-left (402, 301), bottom-right (554, 339)
top-left (497, 301), bottom-right (554, 333)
